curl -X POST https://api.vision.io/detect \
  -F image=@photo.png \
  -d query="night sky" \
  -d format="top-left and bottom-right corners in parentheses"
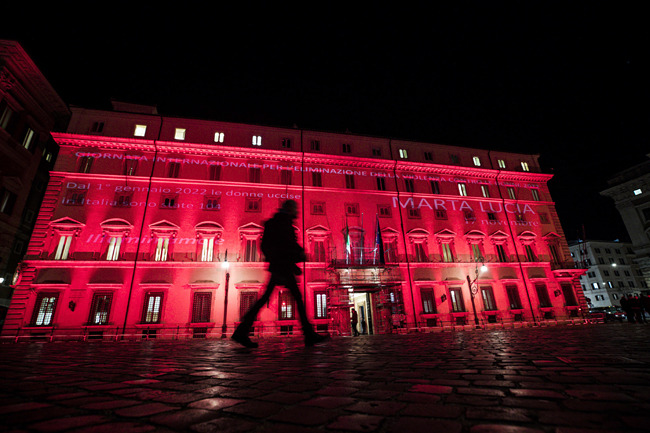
top-left (3, 3), bottom-right (648, 242)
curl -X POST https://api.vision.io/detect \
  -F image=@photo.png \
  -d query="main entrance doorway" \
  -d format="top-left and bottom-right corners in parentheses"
top-left (329, 285), bottom-right (405, 336)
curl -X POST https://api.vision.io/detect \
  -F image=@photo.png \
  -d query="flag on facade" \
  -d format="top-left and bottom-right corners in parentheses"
top-left (344, 219), bottom-right (351, 258)
top-left (375, 214), bottom-right (385, 266)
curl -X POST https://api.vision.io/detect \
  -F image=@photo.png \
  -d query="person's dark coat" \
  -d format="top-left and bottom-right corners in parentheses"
top-left (261, 210), bottom-right (305, 274)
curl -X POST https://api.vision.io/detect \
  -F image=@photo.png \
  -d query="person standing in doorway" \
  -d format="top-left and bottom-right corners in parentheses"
top-left (232, 200), bottom-right (329, 348)
top-left (351, 308), bottom-right (359, 336)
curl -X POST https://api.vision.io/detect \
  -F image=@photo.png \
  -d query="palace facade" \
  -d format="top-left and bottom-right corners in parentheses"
top-left (2, 101), bottom-right (586, 341)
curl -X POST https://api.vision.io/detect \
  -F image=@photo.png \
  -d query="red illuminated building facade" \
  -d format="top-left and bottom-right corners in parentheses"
top-left (2, 102), bottom-right (587, 340)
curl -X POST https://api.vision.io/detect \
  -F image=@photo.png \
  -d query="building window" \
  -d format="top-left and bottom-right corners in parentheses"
top-left (200, 237), bottom-right (215, 262)
top-left (0, 188), bottom-right (17, 215)
top-left (311, 201), bottom-right (325, 215)
top-left (312, 171), bottom-right (322, 187)
top-left (312, 239), bottom-right (327, 262)
top-left (243, 238), bottom-right (259, 262)
top-left (435, 209), bottom-right (447, 220)
top-left (424, 151), bottom-right (433, 161)
top-left (167, 162), bottom-right (181, 178)
top-left (495, 244), bottom-right (508, 262)
top-left (449, 154), bottom-right (460, 164)
top-left (561, 283), bottom-right (578, 306)
top-left (124, 158), bottom-right (138, 176)
top-left (174, 128), bottom-right (186, 140)
top-left (458, 183), bottom-right (467, 196)
top-left (64, 190), bottom-right (86, 206)
top-left (88, 293), bottom-right (113, 325)
top-left (480, 185), bottom-right (490, 198)
top-left (78, 156), bottom-right (94, 173)
top-left (521, 161), bottom-right (530, 171)
top-left (209, 164), bottom-right (221, 181)
top-left (154, 237), bottom-right (170, 261)
top-left (399, 149), bottom-right (408, 159)
top-left (214, 132), bottom-right (224, 143)
top-left (378, 204), bottom-right (391, 217)
top-left (315, 291), bottom-right (327, 319)
top-left (161, 195), bottom-right (178, 209)
top-left (539, 213), bottom-right (549, 224)
top-left (507, 187), bottom-right (516, 200)
top-left (90, 121), bottom-right (104, 133)
top-left (524, 244), bottom-right (537, 262)
top-left (449, 288), bottom-right (465, 312)
top-left (441, 243), bottom-right (454, 263)
top-left (408, 207), bottom-right (421, 219)
top-left (345, 203), bottom-right (360, 216)
top-left (430, 180), bottom-right (440, 194)
top-left (342, 143), bottom-right (351, 153)
top-left (245, 198), bottom-right (261, 212)
top-left (413, 242), bottom-right (428, 262)
top-left (345, 174), bottom-right (355, 189)
top-left (142, 293), bottom-right (163, 324)
top-left (22, 127), bottom-right (36, 150)
top-left (376, 177), bottom-right (387, 191)
top-left (240, 292), bottom-right (257, 320)
top-left (310, 140), bottom-right (320, 151)
top-left (535, 284), bottom-right (552, 307)
top-left (280, 169), bottom-right (292, 185)
top-left (384, 238), bottom-right (398, 263)
top-left (481, 286), bottom-right (497, 310)
top-left (204, 196), bottom-right (220, 210)
top-left (404, 178), bottom-right (415, 193)
top-left (192, 292), bottom-right (212, 323)
top-left (505, 285), bottom-right (522, 309)
top-left (549, 244), bottom-right (561, 264)
top-left (134, 124), bottom-right (147, 137)
top-left (473, 156), bottom-right (481, 166)
top-left (421, 287), bottom-right (436, 314)
top-left (105, 236), bottom-right (122, 261)
top-left (279, 290), bottom-right (294, 319)
top-left (487, 212), bottom-right (497, 222)
top-left (54, 235), bottom-right (73, 260)
top-left (252, 135), bottom-right (262, 146)
top-left (497, 159), bottom-right (506, 169)
top-left (0, 103), bottom-right (15, 130)
top-left (531, 189), bottom-right (540, 201)
top-left (31, 293), bottom-right (58, 326)
top-left (470, 243), bottom-right (483, 261)
top-left (281, 138), bottom-right (292, 148)
top-left (249, 166), bottom-right (261, 183)
top-left (372, 148), bottom-right (382, 156)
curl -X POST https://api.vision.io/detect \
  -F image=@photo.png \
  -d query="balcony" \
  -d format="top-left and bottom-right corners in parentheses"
top-left (328, 247), bottom-right (396, 269)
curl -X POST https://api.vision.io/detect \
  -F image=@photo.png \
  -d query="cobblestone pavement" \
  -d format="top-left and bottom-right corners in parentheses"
top-left (1, 323), bottom-right (650, 433)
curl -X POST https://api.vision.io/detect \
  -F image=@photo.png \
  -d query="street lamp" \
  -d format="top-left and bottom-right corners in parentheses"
top-left (220, 250), bottom-right (230, 339)
top-left (466, 260), bottom-right (486, 329)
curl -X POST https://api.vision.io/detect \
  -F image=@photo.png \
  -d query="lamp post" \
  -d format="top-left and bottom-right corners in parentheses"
top-left (466, 261), bottom-right (487, 329)
top-left (220, 250), bottom-right (230, 339)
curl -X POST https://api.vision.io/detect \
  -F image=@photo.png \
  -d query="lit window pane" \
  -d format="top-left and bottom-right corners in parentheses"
top-left (134, 125), bottom-right (147, 137)
top-left (174, 128), bottom-right (186, 140)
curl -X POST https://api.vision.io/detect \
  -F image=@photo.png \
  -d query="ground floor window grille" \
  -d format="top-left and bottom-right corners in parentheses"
top-left (192, 292), bottom-right (212, 323)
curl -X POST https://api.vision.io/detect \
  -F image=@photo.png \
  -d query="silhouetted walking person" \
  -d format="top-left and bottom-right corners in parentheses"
top-left (351, 308), bottom-right (359, 336)
top-left (621, 295), bottom-right (634, 323)
top-left (232, 200), bottom-right (329, 348)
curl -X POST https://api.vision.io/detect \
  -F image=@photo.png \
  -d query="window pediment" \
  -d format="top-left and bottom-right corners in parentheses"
top-left (100, 218), bottom-right (133, 235)
top-left (195, 221), bottom-right (224, 238)
top-left (149, 220), bottom-right (179, 237)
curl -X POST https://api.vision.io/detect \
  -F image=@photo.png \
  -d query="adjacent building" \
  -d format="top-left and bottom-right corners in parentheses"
top-left (601, 155), bottom-right (650, 290)
top-left (0, 40), bottom-right (70, 326)
top-left (569, 239), bottom-right (647, 308)
top-left (2, 101), bottom-right (586, 341)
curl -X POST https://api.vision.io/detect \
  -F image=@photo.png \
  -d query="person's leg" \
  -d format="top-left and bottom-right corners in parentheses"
top-left (284, 272), bottom-right (316, 336)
